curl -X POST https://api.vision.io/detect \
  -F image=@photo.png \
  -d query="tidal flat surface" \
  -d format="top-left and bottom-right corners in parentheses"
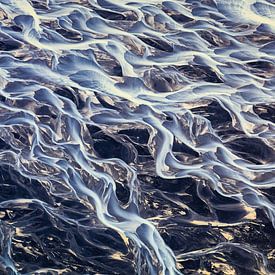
top-left (0, 0), bottom-right (274, 274)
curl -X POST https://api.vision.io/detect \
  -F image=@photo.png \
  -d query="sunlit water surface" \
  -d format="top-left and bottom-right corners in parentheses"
top-left (0, 0), bottom-right (274, 274)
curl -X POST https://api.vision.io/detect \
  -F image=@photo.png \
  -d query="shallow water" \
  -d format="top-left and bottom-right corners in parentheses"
top-left (0, 0), bottom-right (274, 274)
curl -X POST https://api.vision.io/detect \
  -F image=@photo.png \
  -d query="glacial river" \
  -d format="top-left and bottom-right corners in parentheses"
top-left (0, 0), bottom-right (274, 274)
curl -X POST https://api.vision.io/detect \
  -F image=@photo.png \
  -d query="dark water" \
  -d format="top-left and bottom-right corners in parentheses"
top-left (0, 0), bottom-right (275, 274)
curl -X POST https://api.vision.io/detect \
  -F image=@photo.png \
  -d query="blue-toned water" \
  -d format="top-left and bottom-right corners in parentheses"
top-left (0, 0), bottom-right (274, 274)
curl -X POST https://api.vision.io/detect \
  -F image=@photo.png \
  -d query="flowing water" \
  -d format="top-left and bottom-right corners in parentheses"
top-left (0, 0), bottom-right (274, 274)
